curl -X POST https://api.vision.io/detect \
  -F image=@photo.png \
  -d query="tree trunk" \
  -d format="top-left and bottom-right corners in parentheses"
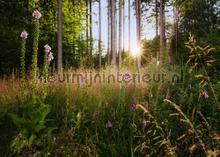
top-left (155, 0), bottom-right (158, 37)
top-left (86, 0), bottom-right (89, 56)
top-left (128, 0), bottom-right (131, 53)
top-left (107, 0), bottom-right (111, 65)
top-left (136, 0), bottom-right (141, 68)
top-left (58, 0), bottom-right (63, 73)
top-left (89, 0), bottom-right (93, 65)
top-left (159, 0), bottom-right (165, 62)
top-left (111, 0), bottom-right (117, 66)
top-left (98, 0), bottom-right (102, 68)
top-left (155, 0), bottom-right (159, 61)
top-left (122, 0), bottom-right (125, 53)
top-left (118, 0), bottom-right (122, 66)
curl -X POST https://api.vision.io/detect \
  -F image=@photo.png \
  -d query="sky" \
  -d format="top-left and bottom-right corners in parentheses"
top-left (91, 0), bottom-right (174, 54)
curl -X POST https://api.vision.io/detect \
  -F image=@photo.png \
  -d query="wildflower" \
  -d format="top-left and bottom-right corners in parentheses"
top-left (44, 44), bottom-right (52, 53)
top-left (165, 93), bottom-right (171, 100)
top-left (174, 10), bottom-right (180, 18)
top-left (202, 91), bottom-right (209, 99)
top-left (105, 121), bottom-right (112, 129)
top-left (123, 72), bottom-right (131, 81)
top-left (32, 10), bottom-right (42, 19)
top-left (20, 31), bottom-right (28, 39)
top-left (131, 101), bottom-right (138, 110)
top-left (48, 52), bottom-right (54, 62)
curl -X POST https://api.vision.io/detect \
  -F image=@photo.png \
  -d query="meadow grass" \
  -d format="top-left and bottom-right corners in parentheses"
top-left (0, 65), bottom-right (219, 157)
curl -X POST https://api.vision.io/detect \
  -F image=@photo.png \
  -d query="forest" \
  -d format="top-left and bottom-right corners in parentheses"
top-left (0, 0), bottom-right (220, 156)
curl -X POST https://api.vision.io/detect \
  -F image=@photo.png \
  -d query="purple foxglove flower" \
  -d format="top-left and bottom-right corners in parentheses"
top-left (123, 72), bottom-right (131, 81)
top-left (202, 91), bottom-right (209, 99)
top-left (105, 121), bottom-right (113, 129)
top-left (32, 10), bottom-right (42, 19)
top-left (165, 93), bottom-right (171, 100)
top-left (20, 31), bottom-right (28, 39)
top-left (48, 52), bottom-right (54, 62)
top-left (44, 44), bottom-right (52, 53)
top-left (131, 101), bottom-right (138, 110)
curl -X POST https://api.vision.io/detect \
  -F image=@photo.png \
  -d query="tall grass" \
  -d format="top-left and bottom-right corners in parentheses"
top-left (0, 65), bottom-right (219, 156)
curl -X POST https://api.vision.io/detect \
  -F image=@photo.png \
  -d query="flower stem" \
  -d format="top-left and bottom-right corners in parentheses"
top-left (31, 19), bottom-right (40, 89)
top-left (20, 38), bottom-right (26, 93)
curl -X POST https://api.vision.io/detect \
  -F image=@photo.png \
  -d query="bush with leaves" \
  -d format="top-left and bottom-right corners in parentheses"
top-left (9, 96), bottom-right (53, 156)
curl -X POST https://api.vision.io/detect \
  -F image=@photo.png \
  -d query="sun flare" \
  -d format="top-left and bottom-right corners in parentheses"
top-left (130, 44), bottom-right (140, 57)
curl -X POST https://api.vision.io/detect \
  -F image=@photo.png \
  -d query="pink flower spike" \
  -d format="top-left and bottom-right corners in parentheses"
top-left (202, 91), bottom-right (209, 99)
top-left (165, 93), bottom-right (171, 100)
top-left (44, 44), bottom-right (52, 53)
top-left (105, 121), bottom-right (113, 129)
top-left (20, 31), bottom-right (28, 39)
top-left (131, 101), bottom-right (138, 110)
top-left (32, 10), bottom-right (42, 19)
top-left (123, 72), bottom-right (131, 81)
top-left (48, 52), bottom-right (54, 62)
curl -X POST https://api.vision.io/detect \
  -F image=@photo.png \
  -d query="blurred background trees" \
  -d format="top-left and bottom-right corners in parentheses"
top-left (0, 0), bottom-right (219, 75)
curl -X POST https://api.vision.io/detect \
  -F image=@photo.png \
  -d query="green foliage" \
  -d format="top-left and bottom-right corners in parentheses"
top-left (0, 0), bottom-right (30, 75)
top-left (185, 33), bottom-right (219, 106)
top-left (178, 0), bottom-right (219, 37)
top-left (185, 33), bottom-right (215, 74)
top-left (0, 0), bottom-right (88, 74)
top-left (0, 0), bottom-right (220, 156)
top-left (0, 65), bottom-right (220, 156)
top-left (9, 96), bottom-right (52, 155)
top-left (142, 37), bottom-right (159, 63)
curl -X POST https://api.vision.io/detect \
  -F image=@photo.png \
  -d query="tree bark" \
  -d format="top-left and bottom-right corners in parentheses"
top-left (136, 0), bottom-right (141, 68)
top-left (155, 0), bottom-right (158, 37)
top-left (58, 0), bottom-right (63, 73)
top-left (118, 0), bottom-right (122, 66)
top-left (89, 0), bottom-right (93, 65)
top-left (122, 0), bottom-right (125, 53)
top-left (155, 0), bottom-right (159, 61)
top-left (107, 0), bottom-right (111, 65)
top-left (98, 0), bottom-right (102, 68)
top-left (86, 0), bottom-right (89, 55)
top-left (128, 0), bottom-right (131, 53)
top-left (111, 0), bottom-right (117, 66)
top-left (159, 0), bottom-right (166, 62)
